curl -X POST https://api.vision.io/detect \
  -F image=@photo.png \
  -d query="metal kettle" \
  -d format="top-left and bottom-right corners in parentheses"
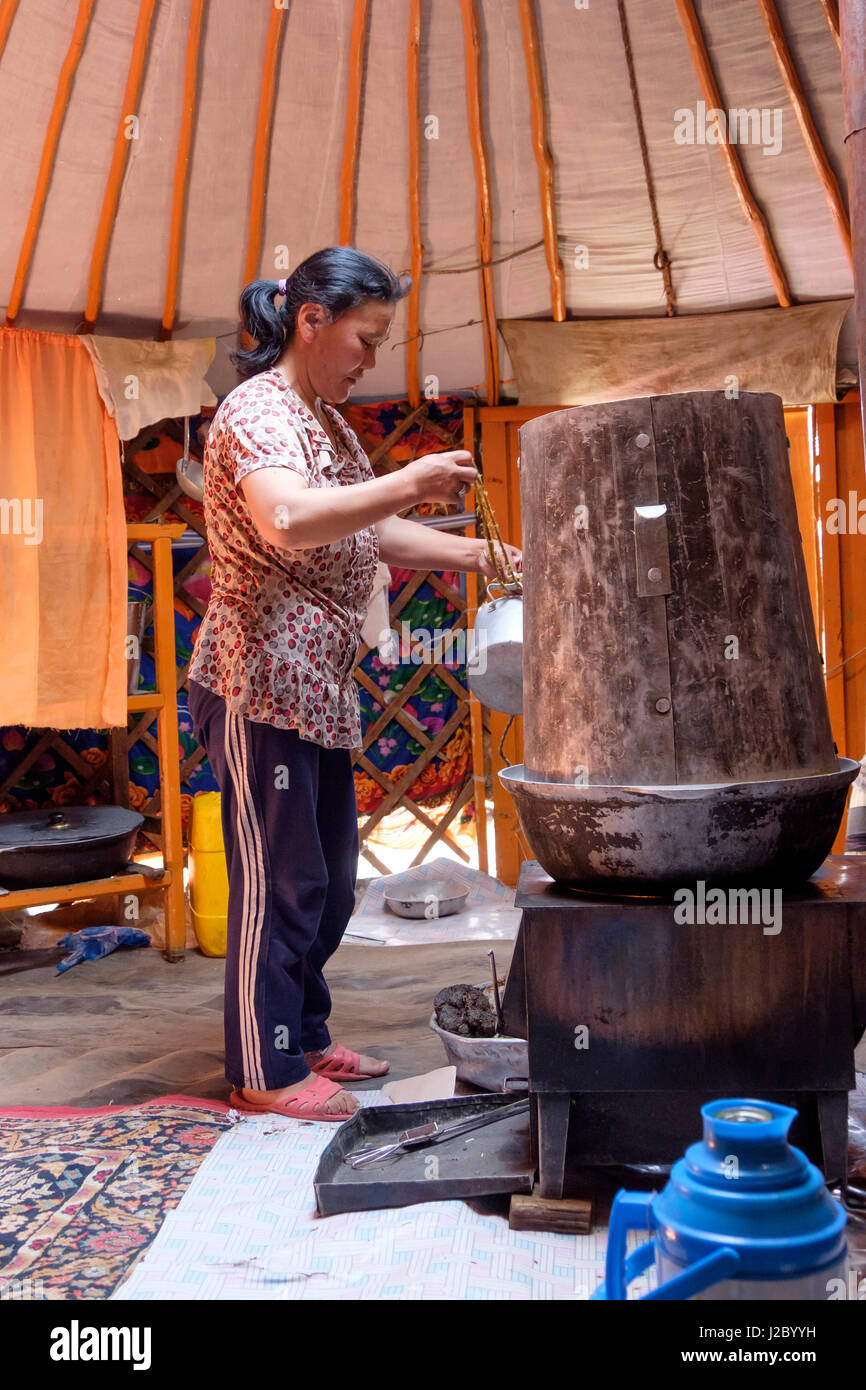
top-left (466, 580), bottom-right (523, 715)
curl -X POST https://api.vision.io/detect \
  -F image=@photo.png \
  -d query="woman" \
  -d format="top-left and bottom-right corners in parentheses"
top-left (188, 246), bottom-right (521, 1122)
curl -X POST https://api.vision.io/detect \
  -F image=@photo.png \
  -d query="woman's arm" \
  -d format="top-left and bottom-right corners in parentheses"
top-left (376, 514), bottom-right (522, 579)
top-left (240, 451), bottom-right (476, 551)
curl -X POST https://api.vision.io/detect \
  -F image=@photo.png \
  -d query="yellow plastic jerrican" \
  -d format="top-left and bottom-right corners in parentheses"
top-left (188, 791), bottom-right (229, 957)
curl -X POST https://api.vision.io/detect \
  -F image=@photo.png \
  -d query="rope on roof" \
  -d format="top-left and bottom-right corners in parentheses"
top-left (517, 0), bottom-right (566, 322)
top-left (757, 0), bottom-right (853, 272)
top-left (460, 0), bottom-right (500, 406)
top-left (424, 238), bottom-right (545, 274)
top-left (616, 0), bottom-right (677, 317)
top-left (160, 0), bottom-right (206, 339)
top-left (82, 0), bottom-right (161, 330)
top-left (5, 0), bottom-right (95, 327)
top-left (339, 0), bottom-right (369, 245)
top-left (675, 0), bottom-right (792, 308)
top-left (406, 0), bottom-right (423, 407)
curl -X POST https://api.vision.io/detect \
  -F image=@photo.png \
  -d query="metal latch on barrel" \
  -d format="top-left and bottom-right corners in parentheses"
top-left (633, 504), bottom-right (672, 597)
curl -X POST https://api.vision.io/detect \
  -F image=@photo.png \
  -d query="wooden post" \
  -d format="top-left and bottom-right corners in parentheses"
top-left (841, 0), bottom-right (866, 456)
top-left (150, 530), bottom-right (187, 959)
top-left (841, 1), bottom-right (866, 850)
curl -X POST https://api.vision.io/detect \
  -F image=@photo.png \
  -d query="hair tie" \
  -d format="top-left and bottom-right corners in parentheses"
top-left (277, 278), bottom-right (287, 296)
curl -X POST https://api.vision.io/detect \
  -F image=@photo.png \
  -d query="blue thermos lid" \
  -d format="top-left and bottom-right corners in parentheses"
top-left (596, 1098), bottom-right (848, 1300)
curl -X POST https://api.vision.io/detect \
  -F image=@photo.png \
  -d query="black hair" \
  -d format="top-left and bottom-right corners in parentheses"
top-left (230, 246), bottom-right (411, 377)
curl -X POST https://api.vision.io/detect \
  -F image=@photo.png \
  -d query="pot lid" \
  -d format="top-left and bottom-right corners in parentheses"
top-left (0, 806), bottom-right (144, 851)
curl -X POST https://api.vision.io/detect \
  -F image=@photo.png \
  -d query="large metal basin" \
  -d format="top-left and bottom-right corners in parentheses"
top-left (500, 758), bottom-right (860, 893)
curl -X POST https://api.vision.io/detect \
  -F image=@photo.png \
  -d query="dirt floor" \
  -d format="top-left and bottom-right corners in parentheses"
top-left (0, 938), bottom-right (512, 1108)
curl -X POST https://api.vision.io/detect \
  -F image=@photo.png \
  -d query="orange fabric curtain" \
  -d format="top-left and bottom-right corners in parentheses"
top-left (0, 328), bottom-right (127, 728)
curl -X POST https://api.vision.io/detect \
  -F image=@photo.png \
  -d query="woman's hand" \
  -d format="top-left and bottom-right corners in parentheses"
top-left (405, 450), bottom-right (478, 506)
top-left (475, 539), bottom-right (522, 582)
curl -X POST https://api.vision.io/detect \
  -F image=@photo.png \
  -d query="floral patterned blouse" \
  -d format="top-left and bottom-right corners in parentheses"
top-left (188, 368), bottom-right (380, 749)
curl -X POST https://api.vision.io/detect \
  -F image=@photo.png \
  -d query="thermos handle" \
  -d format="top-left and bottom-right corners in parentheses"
top-left (604, 1190), bottom-right (655, 1300)
top-left (643, 1246), bottom-right (741, 1301)
top-left (603, 1189), bottom-right (742, 1300)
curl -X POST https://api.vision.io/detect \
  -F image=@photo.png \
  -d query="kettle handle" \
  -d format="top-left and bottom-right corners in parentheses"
top-left (485, 580), bottom-right (522, 602)
top-left (604, 1190), bottom-right (655, 1300)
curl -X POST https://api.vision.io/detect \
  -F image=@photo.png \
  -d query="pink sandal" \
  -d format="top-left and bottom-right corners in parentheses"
top-left (307, 1042), bottom-right (390, 1082)
top-left (229, 1074), bottom-right (353, 1123)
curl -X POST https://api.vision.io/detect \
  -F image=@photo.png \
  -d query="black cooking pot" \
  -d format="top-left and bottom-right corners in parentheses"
top-left (0, 806), bottom-right (145, 890)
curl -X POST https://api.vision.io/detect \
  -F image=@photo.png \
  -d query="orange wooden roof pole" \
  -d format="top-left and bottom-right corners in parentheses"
top-left (242, 3), bottom-right (285, 290)
top-left (517, 0), bottom-right (566, 322)
top-left (675, 0), bottom-right (792, 307)
top-left (460, 0), bottom-right (500, 405)
top-left (757, 0), bottom-right (852, 270)
top-left (5, 0), bottom-right (95, 326)
top-left (339, 0), bottom-right (369, 245)
top-left (160, 0), bottom-right (206, 338)
top-left (406, 0), bottom-right (423, 406)
top-left (820, 0), bottom-right (842, 48)
top-left (82, 0), bottom-right (160, 330)
top-left (0, 0), bottom-right (20, 59)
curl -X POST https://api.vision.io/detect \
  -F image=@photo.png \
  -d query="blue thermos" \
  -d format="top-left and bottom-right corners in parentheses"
top-left (595, 1098), bottom-right (847, 1300)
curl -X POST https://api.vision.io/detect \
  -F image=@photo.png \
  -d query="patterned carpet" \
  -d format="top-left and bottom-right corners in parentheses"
top-left (0, 1096), bottom-right (232, 1300)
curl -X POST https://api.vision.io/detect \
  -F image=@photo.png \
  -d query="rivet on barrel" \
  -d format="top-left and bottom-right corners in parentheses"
top-left (655, 697), bottom-right (672, 714)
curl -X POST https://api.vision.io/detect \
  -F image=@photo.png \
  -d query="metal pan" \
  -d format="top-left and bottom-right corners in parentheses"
top-left (0, 807), bottom-right (144, 889)
top-left (314, 1092), bottom-right (534, 1215)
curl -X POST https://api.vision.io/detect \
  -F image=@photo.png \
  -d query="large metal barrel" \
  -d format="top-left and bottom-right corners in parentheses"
top-left (501, 391), bottom-right (859, 889)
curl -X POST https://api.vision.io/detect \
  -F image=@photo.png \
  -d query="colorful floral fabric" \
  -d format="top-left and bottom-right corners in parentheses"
top-left (188, 370), bottom-right (380, 749)
top-left (0, 1098), bottom-right (232, 1299)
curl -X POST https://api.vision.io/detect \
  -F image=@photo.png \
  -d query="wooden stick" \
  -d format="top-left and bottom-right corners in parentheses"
top-left (674, 0), bottom-right (792, 307)
top-left (407, 0), bottom-right (424, 405)
top-left (5, 0), bottom-right (95, 325)
top-left (82, 0), bottom-right (160, 328)
top-left (242, 2), bottom-right (286, 297)
top-left (0, 0), bottom-right (20, 61)
top-left (756, 0), bottom-right (852, 270)
top-left (459, 0), bottom-right (500, 403)
top-left (517, 0), bottom-right (566, 321)
top-left (820, 0), bottom-right (842, 48)
top-left (840, 0), bottom-right (866, 481)
top-left (339, 0), bottom-right (369, 244)
top-left (160, 0), bottom-right (206, 338)
top-left (150, 531), bottom-right (186, 958)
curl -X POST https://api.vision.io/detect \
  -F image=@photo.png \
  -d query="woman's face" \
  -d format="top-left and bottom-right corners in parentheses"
top-left (301, 298), bottom-right (395, 402)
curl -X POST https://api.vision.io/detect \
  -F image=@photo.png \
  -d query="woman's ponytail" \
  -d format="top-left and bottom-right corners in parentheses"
top-left (230, 247), bottom-right (411, 379)
top-left (229, 280), bottom-right (287, 376)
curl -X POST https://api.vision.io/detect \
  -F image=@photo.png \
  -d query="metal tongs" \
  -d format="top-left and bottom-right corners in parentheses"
top-left (343, 1098), bottom-right (529, 1169)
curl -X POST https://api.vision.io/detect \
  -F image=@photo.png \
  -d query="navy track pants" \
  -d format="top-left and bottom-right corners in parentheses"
top-left (188, 680), bottom-right (360, 1090)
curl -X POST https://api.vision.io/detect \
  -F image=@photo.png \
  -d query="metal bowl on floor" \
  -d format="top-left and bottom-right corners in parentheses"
top-left (383, 878), bottom-right (470, 919)
top-left (429, 1013), bottom-right (528, 1091)
top-left (499, 759), bottom-right (861, 893)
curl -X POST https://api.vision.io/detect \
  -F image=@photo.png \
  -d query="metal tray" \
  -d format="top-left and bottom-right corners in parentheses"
top-left (314, 1093), bottom-right (534, 1216)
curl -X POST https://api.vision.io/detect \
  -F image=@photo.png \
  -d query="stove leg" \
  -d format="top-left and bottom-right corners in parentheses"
top-left (537, 1093), bottom-right (570, 1199)
top-left (817, 1090), bottom-right (848, 1187)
